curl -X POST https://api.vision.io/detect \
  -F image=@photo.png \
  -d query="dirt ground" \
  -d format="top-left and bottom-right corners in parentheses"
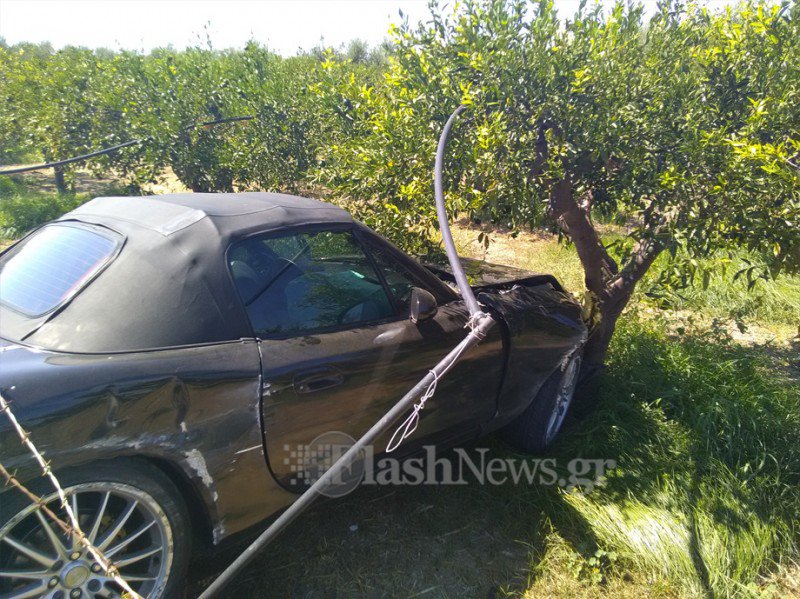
top-left (10, 166), bottom-right (122, 196)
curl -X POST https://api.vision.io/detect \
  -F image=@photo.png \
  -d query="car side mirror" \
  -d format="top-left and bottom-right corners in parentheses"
top-left (409, 287), bottom-right (437, 323)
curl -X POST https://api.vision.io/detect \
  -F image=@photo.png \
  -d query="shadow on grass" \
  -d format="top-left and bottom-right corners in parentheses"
top-left (189, 450), bottom-right (579, 598)
top-left (191, 317), bottom-right (799, 597)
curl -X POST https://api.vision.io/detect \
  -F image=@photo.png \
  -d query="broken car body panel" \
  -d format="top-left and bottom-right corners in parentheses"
top-left (0, 337), bottom-right (292, 542)
top-left (424, 256), bottom-right (564, 292)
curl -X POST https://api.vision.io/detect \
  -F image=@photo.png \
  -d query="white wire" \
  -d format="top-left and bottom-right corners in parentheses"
top-left (386, 320), bottom-right (486, 453)
top-left (386, 370), bottom-right (439, 453)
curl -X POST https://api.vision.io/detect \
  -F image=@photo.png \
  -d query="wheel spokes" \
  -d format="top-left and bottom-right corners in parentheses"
top-left (96, 500), bottom-right (137, 551)
top-left (93, 583), bottom-right (125, 599)
top-left (0, 567), bottom-right (50, 581)
top-left (68, 492), bottom-right (81, 551)
top-left (1, 535), bottom-right (57, 568)
top-left (34, 509), bottom-right (68, 560)
top-left (94, 578), bottom-right (122, 599)
top-left (114, 544), bottom-right (162, 568)
top-left (2, 485), bottom-right (170, 598)
top-left (88, 491), bottom-right (111, 543)
top-left (109, 574), bottom-right (157, 582)
top-left (104, 520), bottom-right (156, 559)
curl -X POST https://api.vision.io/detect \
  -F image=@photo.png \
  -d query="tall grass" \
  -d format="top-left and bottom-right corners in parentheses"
top-left (443, 225), bottom-right (799, 596)
top-left (546, 315), bottom-right (800, 596)
top-left (191, 315), bottom-right (799, 598)
top-left (645, 251), bottom-right (800, 328)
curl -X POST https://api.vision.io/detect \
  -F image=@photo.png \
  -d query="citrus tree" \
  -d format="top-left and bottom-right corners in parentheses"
top-left (99, 42), bottom-right (358, 193)
top-left (0, 45), bottom-right (105, 191)
top-left (316, 0), bottom-right (799, 368)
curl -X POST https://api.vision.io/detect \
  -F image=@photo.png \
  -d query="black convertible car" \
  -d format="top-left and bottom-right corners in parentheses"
top-left (0, 192), bottom-right (586, 598)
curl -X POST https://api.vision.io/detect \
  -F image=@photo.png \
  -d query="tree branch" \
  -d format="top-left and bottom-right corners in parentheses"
top-left (606, 236), bottom-right (663, 304)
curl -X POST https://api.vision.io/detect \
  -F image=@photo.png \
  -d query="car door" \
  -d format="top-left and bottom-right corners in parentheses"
top-left (227, 225), bottom-right (505, 490)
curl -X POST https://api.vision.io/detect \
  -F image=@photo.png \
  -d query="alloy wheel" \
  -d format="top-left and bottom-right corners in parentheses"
top-left (0, 482), bottom-right (173, 599)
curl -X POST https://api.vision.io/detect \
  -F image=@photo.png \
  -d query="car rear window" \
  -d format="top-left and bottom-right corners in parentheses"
top-left (0, 223), bottom-right (120, 317)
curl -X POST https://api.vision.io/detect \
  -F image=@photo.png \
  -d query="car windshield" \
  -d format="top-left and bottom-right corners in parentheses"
top-left (0, 223), bottom-right (120, 317)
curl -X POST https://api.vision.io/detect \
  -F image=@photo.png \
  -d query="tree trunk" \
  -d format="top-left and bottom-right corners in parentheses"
top-left (53, 165), bottom-right (67, 194)
top-left (549, 178), bottom-right (662, 368)
top-left (582, 295), bottom-right (628, 365)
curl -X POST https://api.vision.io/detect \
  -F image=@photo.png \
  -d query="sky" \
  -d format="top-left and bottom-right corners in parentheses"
top-left (0, 0), bottom-right (734, 56)
top-left (1, 0), bottom-right (434, 55)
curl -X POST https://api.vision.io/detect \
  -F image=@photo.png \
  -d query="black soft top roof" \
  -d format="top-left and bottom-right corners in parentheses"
top-left (68, 192), bottom-right (353, 238)
top-left (1, 193), bottom-right (356, 353)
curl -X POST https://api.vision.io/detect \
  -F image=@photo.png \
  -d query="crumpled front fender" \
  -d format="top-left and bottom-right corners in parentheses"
top-left (477, 282), bottom-right (587, 428)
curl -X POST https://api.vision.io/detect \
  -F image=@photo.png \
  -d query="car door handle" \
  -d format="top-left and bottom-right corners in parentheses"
top-left (293, 368), bottom-right (345, 394)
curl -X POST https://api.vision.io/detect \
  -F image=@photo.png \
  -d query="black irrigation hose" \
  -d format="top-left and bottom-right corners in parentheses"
top-left (434, 104), bottom-right (482, 318)
top-left (0, 115), bottom-right (255, 176)
top-left (0, 140), bottom-right (142, 175)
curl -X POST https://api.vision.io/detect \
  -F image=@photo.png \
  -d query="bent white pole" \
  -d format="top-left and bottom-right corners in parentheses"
top-left (198, 105), bottom-right (486, 598)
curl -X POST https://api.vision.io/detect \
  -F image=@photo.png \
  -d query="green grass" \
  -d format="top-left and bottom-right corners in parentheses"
top-left (0, 177), bottom-right (89, 240)
top-left (452, 224), bottom-right (800, 339)
top-left (0, 175), bottom-right (133, 241)
top-left (557, 315), bottom-right (799, 596)
top-left (643, 250), bottom-right (800, 329)
top-left (453, 228), bottom-right (799, 596)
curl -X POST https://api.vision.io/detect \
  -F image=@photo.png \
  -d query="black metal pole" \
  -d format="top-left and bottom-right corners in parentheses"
top-left (0, 140), bottom-right (142, 176)
top-left (0, 116), bottom-right (255, 176)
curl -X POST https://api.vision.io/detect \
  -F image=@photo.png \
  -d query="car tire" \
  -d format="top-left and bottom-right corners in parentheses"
top-left (0, 459), bottom-right (191, 599)
top-left (499, 352), bottom-right (583, 454)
